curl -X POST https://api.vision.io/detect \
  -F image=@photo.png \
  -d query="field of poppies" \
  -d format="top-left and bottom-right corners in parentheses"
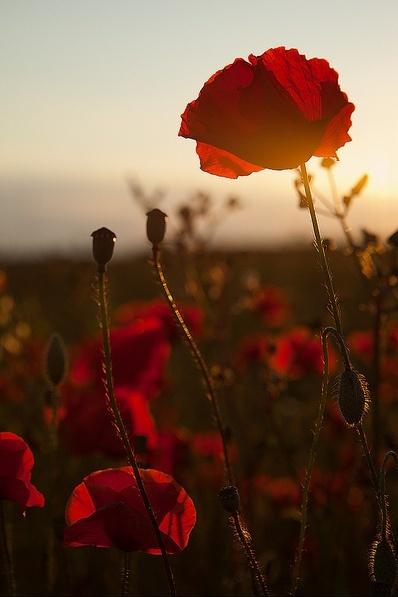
top-left (2, 47), bottom-right (398, 597)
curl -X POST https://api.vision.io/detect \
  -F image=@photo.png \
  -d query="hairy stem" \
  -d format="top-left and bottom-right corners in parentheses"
top-left (97, 271), bottom-right (176, 597)
top-left (151, 247), bottom-right (269, 596)
top-left (290, 328), bottom-right (332, 597)
top-left (301, 162), bottom-right (380, 487)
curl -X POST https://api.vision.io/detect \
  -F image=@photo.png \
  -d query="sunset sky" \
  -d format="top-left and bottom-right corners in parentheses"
top-left (1, 1), bottom-right (398, 255)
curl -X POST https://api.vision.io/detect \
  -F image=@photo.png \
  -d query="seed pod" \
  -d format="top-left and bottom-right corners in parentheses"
top-left (146, 209), bottom-right (167, 247)
top-left (337, 369), bottom-right (370, 426)
top-left (45, 334), bottom-right (67, 386)
top-left (91, 227), bottom-right (116, 272)
top-left (219, 485), bottom-right (240, 514)
top-left (370, 537), bottom-right (397, 589)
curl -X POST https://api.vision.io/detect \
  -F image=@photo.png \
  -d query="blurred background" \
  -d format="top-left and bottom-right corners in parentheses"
top-left (1, 0), bottom-right (398, 257)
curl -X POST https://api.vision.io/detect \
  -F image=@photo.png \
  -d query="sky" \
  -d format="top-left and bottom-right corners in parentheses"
top-left (1, 0), bottom-right (398, 255)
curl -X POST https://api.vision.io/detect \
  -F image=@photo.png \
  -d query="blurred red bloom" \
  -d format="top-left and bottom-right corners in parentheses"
top-left (272, 327), bottom-right (333, 378)
top-left (253, 474), bottom-right (300, 508)
top-left (251, 286), bottom-right (288, 327)
top-left (64, 467), bottom-right (196, 553)
top-left (114, 300), bottom-right (203, 342)
top-left (59, 312), bottom-right (174, 457)
top-left (0, 432), bottom-right (44, 510)
top-left (179, 47), bottom-right (354, 178)
top-left (70, 317), bottom-right (171, 398)
top-left (235, 334), bottom-right (271, 369)
top-left (60, 387), bottom-right (158, 457)
top-left (348, 330), bottom-right (373, 363)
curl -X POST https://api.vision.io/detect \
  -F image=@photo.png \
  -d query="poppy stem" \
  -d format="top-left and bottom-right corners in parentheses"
top-left (121, 552), bottom-right (132, 596)
top-left (300, 163), bottom-right (380, 487)
top-left (151, 246), bottom-right (270, 597)
top-left (151, 246), bottom-right (234, 485)
top-left (290, 327), bottom-right (332, 597)
top-left (96, 270), bottom-right (176, 597)
top-left (0, 501), bottom-right (16, 596)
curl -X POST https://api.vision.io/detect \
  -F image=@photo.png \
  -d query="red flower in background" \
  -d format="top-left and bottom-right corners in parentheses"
top-left (69, 316), bottom-right (171, 398)
top-left (179, 47), bottom-right (354, 178)
top-left (114, 300), bottom-right (203, 342)
top-left (253, 474), bottom-right (300, 508)
top-left (59, 387), bottom-right (158, 457)
top-left (59, 310), bottom-right (176, 457)
top-left (348, 330), bottom-right (373, 363)
top-left (0, 432), bottom-right (44, 509)
top-left (235, 334), bottom-right (271, 369)
top-left (272, 327), bottom-right (334, 378)
top-left (251, 286), bottom-right (288, 327)
top-left (64, 467), bottom-right (196, 553)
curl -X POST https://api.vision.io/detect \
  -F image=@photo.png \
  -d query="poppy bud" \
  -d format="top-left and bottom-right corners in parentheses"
top-left (91, 227), bottom-right (116, 272)
top-left (219, 485), bottom-right (240, 514)
top-left (146, 209), bottom-right (167, 246)
top-left (45, 333), bottom-right (67, 386)
top-left (337, 369), bottom-right (370, 427)
top-left (370, 537), bottom-right (397, 589)
top-left (351, 174), bottom-right (368, 197)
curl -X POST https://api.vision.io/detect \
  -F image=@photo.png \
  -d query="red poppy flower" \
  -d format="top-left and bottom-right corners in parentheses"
top-left (69, 317), bottom-right (171, 399)
top-left (235, 334), bottom-right (271, 369)
top-left (348, 330), bottom-right (373, 363)
top-left (114, 300), bottom-right (203, 342)
top-left (179, 47), bottom-right (354, 177)
top-left (0, 432), bottom-right (44, 509)
top-left (271, 327), bottom-right (335, 378)
top-left (64, 467), bottom-right (196, 553)
top-left (251, 286), bottom-right (288, 327)
top-left (60, 386), bottom-right (158, 457)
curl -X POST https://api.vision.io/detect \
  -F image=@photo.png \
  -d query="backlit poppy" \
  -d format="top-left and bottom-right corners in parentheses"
top-left (64, 467), bottom-right (196, 554)
top-left (0, 432), bottom-right (44, 509)
top-left (179, 47), bottom-right (354, 177)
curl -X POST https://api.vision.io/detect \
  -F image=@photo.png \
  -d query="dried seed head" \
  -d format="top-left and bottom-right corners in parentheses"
top-left (91, 227), bottom-right (116, 272)
top-left (219, 485), bottom-right (240, 514)
top-left (45, 333), bottom-right (67, 386)
top-left (369, 537), bottom-right (397, 589)
top-left (337, 369), bottom-right (370, 427)
top-left (146, 209), bottom-right (167, 247)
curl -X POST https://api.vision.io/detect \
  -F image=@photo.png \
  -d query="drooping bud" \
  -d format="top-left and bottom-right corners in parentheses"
top-left (369, 537), bottom-right (397, 591)
top-left (337, 369), bottom-right (370, 426)
top-left (45, 334), bottom-right (67, 386)
top-left (91, 227), bottom-right (116, 272)
top-left (146, 209), bottom-right (167, 247)
top-left (219, 485), bottom-right (240, 514)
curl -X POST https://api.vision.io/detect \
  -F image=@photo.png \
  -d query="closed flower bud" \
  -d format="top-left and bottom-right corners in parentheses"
top-left (351, 174), bottom-right (368, 196)
top-left (370, 537), bottom-right (397, 589)
top-left (146, 209), bottom-right (167, 246)
top-left (45, 333), bottom-right (67, 386)
top-left (337, 369), bottom-right (370, 426)
top-left (91, 227), bottom-right (116, 272)
top-left (219, 485), bottom-right (240, 514)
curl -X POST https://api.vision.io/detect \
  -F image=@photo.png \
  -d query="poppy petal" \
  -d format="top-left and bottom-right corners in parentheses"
top-left (196, 142), bottom-right (263, 178)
